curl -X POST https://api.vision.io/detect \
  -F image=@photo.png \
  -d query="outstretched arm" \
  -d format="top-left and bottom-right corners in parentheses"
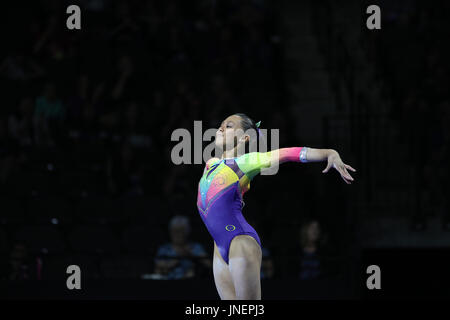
top-left (236, 147), bottom-right (356, 184)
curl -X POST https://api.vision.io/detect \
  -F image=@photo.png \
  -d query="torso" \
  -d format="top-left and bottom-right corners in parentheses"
top-left (197, 157), bottom-right (250, 213)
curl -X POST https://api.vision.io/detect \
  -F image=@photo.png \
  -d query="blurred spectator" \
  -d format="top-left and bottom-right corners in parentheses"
top-left (298, 219), bottom-right (328, 281)
top-left (154, 215), bottom-right (210, 279)
top-left (261, 247), bottom-right (274, 279)
top-left (3, 243), bottom-right (42, 280)
top-left (0, 54), bottom-right (44, 83)
top-left (35, 82), bottom-right (65, 120)
top-left (7, 97), bottom-right (35, 147)
top-left (34, 82), bottom-right (65, 146)
top-left (106, 141), bottom-right (145, 197)
top-left (0, 118), bottom-right (18, 187)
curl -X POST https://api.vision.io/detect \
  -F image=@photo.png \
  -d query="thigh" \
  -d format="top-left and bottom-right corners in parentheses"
top-left (228, 235), bottom-right (262, 300)
top-left (212, 241), bottom-right (236, 300)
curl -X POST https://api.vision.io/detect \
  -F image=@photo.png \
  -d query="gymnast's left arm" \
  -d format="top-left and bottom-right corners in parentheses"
top-left (236, 147), bottom-right (356, 184)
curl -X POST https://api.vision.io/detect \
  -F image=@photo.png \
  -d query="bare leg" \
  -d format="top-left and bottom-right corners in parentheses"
top-left (228, 235), bottom-right (262, 300)
top-left (212, 241), bottom-right (236, 300)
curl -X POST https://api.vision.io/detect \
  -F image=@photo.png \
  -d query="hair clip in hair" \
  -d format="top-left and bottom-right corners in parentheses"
top-left (255, 121), bottom-right (262, 138)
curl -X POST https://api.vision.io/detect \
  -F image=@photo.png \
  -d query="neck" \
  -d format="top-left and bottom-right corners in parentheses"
top-left (221, 148), bottom-right (238, 159)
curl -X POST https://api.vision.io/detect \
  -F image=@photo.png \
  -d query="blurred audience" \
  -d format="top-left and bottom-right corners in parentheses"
top-left (0, 0), bottom-right (354, 282)
top-left (0, 0), bottom-right (283, 203)
top-left (372, 1), bottom-right (449, 223)
top-left (153, 215), bottom-right (210, 280)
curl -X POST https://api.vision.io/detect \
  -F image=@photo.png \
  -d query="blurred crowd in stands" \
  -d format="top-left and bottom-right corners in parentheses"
top-left (0, 0), bottom-right (344, 281)
top-left (372, 0), bottom-right (449, 223)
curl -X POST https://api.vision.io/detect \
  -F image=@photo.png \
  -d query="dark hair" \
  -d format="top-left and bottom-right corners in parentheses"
top-left (234, 113), bottom-right (260, 153)
top-left (234, 113), bottom-right (259, 152)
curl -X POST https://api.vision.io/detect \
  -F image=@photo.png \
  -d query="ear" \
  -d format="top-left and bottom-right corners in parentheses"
top-left (240, 135), bottom-right (250, 143)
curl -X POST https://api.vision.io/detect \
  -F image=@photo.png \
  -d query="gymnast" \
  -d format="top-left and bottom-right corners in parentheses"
top-left (196, 113), bottom-right (356, 299)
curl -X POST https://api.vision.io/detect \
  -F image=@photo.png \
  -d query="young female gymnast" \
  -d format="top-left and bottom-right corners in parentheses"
top-left (196, 113), bottom-right (356, 300)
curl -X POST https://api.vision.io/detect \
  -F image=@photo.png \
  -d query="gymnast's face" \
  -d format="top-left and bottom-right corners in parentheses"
top-left (215, 115), bottom-right (248, 151)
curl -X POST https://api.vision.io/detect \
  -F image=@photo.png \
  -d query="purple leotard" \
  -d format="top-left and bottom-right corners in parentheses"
top-left (196, 147), bottom-right (306, 264)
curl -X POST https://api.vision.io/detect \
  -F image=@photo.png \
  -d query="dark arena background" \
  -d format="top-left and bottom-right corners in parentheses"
top-left (1, 0), bottom-right (449, 302)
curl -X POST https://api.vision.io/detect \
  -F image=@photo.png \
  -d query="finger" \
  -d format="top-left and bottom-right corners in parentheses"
top-left (343, 168), bottom-right (354, 181)
top-left (340, 165), bottom-right (351, 177)
top-left (338, 167), bottom-right (353, 183)
top-left (344, 174), bottom-right (352, 184)
top-left (337, 166), bottom-right (347, 177)
top-left (341, 174), bottom-right (351, 184)
top-left (345, 164), bottom-right (357, 172)
top-left (342, 175), bottom-right (351, 183)
top-left (344, 175), bottom-right (354, 182)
